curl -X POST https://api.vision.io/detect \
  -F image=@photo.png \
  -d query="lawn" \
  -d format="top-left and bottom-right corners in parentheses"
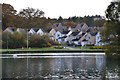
top-left (0, 46), bottom-right (105, 53)
top-left (0, 46), bottom-right (69, 52)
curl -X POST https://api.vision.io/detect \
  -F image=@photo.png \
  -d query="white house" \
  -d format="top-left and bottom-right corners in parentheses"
top-left (49, 28), bottom-right (56, 40)
top-left (55, 31), bottom-right (62, 42)
top-left (3, 27), bottom-right (15, 34)
top-left (28, 28), bottom-right (36, 35)
top-left (95, 32), bottom-right (101, 46)
top-left (16, 28), bottom-right (26, 34)
top-left (36, 28), bottom-right (44, 36)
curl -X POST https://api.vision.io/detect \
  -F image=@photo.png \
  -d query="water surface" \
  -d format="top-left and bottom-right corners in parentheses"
top-left (1, 53), bottom-right (120, 80)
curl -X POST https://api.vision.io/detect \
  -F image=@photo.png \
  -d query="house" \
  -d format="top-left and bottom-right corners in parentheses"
top-left (54, 31), bottom-right (62, 42)
top-left (81, 23), bottom-right (89, 33)
top-left (36, 28), bottom-right (45, 36)
top-left (74, 24), bottom-right (82, 31)
top-left (16, 28), bottom-right (26, 34)
top-left (28, 28), bottom-right (36, 35)
top-left (80, 33), bottom-right (96, 46)
top-left (95, 32), bottom-right (102, 46)
top-left (2, 22), bottom-right (103, 47)
top-left (49, 28), bottom-right (56, 40)
top-left (59, 30), bottom-right (72, 43)
top-left (3, 27), bottom-right (15, 34)
top-left (67, 31), bottom-right (81, 45)
top-left (71, 37), bottom-right (81, 46)
top-left (76, 27), bottom-right (98, 46)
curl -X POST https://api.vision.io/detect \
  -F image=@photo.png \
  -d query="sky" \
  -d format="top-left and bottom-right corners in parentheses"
top-left (1, 0), bottom-right (112, 18)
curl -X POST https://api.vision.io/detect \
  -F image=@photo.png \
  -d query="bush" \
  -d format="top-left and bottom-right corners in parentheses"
top-left (86, 44), bottom-right (94, 46)
top-left (54, 46), bottom-right (63, 49)
top-left (90, 46), bottom-right (105, 49)
top-left (29, 35), bottom-right (58, 48)
top-left (2, 32), bottom-right (26, 49)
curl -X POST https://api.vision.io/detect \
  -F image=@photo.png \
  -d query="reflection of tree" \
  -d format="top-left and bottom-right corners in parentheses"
top-left (105, 59), bottom-right (120, 79)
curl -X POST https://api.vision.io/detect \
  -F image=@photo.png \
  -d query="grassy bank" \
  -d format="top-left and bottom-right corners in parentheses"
top-left (0, 46), bottom-right (105, 53)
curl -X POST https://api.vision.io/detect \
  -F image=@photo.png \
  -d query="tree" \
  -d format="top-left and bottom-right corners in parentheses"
top-left (102, 0), bottom-right (120, 57)
top-left (2, 31), bottom-right (26, 49)
top-left (29, 35), bottom-right (58, 48)
top-left (2, 3), bottom-right (17, 29)
top-left (18, 7), bottom-right (45, 28)
top-left (94, 19), bottom-right (105, 27)
top-left (58, 16), bottom-right (63, 22)
top-left (19, 7), bottom-right (44, 19)
top-left (64, 21), bottom-right (76, 27)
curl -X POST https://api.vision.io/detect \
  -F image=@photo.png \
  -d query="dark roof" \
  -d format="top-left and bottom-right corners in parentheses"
top-left (82, 33), bottom-right (86, 36)
top-left (89, 27), bottom-right (98, 36)
top-left (72, 39), bottom-right (78, 41)
top-left (82, 39), bottom-right (88, 41)
top-left (59, 36), bottom-right (67, 39)
top-left (71, 31), bottom-right (80, 36)
top-left (62, 30), bottom-right (70, 34)
top-left (72, 36), bottom-right (81, 41)
top-left (33, 28), bottom-right (39, 32)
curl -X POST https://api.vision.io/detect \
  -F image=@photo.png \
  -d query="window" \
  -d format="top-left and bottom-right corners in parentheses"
top-left (58, 34), bottom-right (60, 37)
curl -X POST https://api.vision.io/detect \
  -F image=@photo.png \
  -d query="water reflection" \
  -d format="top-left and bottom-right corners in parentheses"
top-left (2, 54), bottom-right (120, 80)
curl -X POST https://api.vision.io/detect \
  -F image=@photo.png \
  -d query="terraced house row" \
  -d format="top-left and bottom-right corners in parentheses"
top-left (3, 23), bottom-right (102, 46)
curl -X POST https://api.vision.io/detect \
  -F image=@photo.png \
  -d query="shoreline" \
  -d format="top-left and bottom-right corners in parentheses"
top-left (0, 49), bottom-right (105, 53)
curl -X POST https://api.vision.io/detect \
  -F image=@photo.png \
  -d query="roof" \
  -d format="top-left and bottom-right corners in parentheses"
top-left (62, 30), bottom-right (70, 34)
top-left (72, 37), bottom-right (81, 41)
top-left (59, 36), bottom-right (67, 39)
top-left (71, 31), bottom-right (80, 36)
top-left (82, 39), bottom-right (88, 41)
top-left (16, 28), bottom-right (26, 34)
top-left (89, 27), bottom-right (98, 36)
top-left (33, 28), bottom-right (39, 32)
top-left (4, 27), bottom-right (16, 32)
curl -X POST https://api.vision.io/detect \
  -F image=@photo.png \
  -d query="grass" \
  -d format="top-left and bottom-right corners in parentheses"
top-left (0, 46), bottom-right (68, 52)
top-left (0, 46), bottom-right (105, 53)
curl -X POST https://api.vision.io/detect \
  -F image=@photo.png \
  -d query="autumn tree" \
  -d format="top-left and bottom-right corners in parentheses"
top-left (29, 35), bottom-right (58, 48)
top-left (102, 0), bottom-right (120, 57)
top-left (2, 3), bottom-right (17, 29)
top-left (64, 21), bottom-right (76, 27)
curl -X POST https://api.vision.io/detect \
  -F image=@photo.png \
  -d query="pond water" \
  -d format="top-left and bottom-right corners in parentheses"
top-left (1, 53), bottom-right (120, 80)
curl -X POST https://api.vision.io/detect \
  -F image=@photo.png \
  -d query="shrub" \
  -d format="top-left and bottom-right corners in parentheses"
top-left (54, 46), bottom-right (63, 49)
top-left (29, 35), bottom-right (57, 48)
top-left (2, 32), bottom-right (26, 49)
top-left (86, 44), bottom-right (94, 46)
top-left (90, 46), bottom-right (105, 49)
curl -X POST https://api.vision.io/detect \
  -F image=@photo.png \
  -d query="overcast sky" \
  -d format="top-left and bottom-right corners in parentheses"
top-left (1, 0), bottom-right (112, 18)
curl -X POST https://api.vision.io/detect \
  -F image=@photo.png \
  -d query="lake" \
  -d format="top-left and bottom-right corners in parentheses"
top-left (1, 53), bottom-right (120, 80)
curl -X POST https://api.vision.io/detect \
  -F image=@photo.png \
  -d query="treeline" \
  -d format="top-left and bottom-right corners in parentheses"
top-left (1, 3), bottom-right (105, 32)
